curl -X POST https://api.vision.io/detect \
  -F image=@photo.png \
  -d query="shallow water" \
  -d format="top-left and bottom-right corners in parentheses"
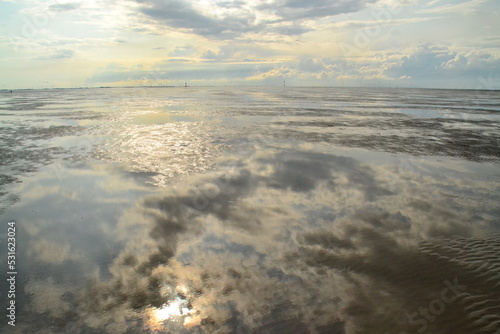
top-left (0, 87), bottom-right (499, 333)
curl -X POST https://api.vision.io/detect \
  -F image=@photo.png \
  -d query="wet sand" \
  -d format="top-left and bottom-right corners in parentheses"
top-left (0, 87), bottom-right (499, 333)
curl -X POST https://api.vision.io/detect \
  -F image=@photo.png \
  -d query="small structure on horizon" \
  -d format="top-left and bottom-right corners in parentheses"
top-left (185, 82), bottom-right (188, 87)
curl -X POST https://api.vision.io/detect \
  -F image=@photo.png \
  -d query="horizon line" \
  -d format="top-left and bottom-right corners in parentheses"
top-left (1, 85), bottom-right (499, 92)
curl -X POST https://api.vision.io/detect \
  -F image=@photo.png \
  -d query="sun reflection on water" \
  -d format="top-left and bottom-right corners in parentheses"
top-left (154, 300), bottom-right (189, 321)
top-left (147, 296), bottom-right (194, 331)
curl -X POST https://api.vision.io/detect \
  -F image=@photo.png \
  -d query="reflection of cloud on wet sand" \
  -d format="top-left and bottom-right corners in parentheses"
top-left (19, 148), bottom-right (500, 333)
top-left (29, 239), bottom-right (83, 265)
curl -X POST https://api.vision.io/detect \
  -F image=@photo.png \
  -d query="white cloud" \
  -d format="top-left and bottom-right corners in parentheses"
top-left (80, 43), bottom-right (500, 88)
top-left (168, 44), bottom-right (197, 57)
top-left (419, 0), bottom-right (490, 14)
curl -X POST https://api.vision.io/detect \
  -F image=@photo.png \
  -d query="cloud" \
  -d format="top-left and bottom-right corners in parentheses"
top-left (298, 57), bottom-right (327, 72)
top-left (14, 142), bottom-right (500, 332)
top-left (135, 0), bottom-right (261, 38)
top-left (240, 44), bottom-right (500, 88)
top-left (86, 60), bottom-right (271, 85)
top-left (201, 46), bottom-right (234, 61)
top-left (168, 44), bottom-right (197, 57)
top-left (2, 0), bottom-right (499, 89)
top-left (385, 44), bottom-right (453, 77)
top-left (36, 48), bottom-right (75, 60)
top-left (132, 0), bottom-right (386, 39)
top-left (385, 44), bottom-right (500, 83)
top-left (258, 0), bottom-right (379, 21)
top-left (49, 2), bottom-right (81, 12)
top-left (418, 0), bottom-right (489, 14)
top-left (268, 22), bottom-right (313, 35)
top-left (81, 41), bottom-right (500, 88)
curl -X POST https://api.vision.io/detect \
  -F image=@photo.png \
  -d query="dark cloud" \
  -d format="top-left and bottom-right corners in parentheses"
top-left (268, 23), bottom-right (313, 35)
top-left (258, 0), bottom-right (379, 21)
top-left (48, 2), bottom-right (81, 12)
top-left (135, 0), bottom-right (261, 38)
top-left (133, 0), bottom-right (381, 39)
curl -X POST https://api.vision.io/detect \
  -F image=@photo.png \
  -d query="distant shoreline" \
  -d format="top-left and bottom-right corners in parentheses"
top-left (2, 86), bottom-right (499, 92)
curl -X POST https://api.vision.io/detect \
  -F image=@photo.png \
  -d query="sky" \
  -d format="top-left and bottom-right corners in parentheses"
top-left (0, 0), bottom-right (499, 89)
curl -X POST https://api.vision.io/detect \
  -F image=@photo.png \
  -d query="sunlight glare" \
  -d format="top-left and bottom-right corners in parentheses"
top-left (154, 300), bottom-right (189, 321)
top-left (148, 296), bottom-right (192, 331)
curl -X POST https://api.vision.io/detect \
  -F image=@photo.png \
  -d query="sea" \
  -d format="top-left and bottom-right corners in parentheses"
top-left (0, 87), bottom-right (499, 334)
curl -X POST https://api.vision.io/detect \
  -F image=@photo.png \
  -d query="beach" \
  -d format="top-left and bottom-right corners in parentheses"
top-left (0, 87), bottom-right (499, 333)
